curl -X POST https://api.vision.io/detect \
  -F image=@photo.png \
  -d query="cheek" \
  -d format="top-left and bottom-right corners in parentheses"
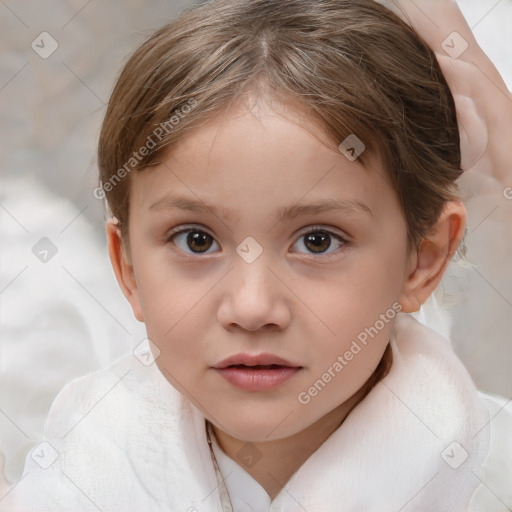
top-left (136, 269), bottom-right (215, 371)
top-left (147, 304), bottom-right (211, 396)
top-left (301, 246), bottom-right (404, 388)
top-left (131, 242), bottom-right (203, 324)
top-left (300, 310), bottom-right (395, 417)
top-left (143, 284), bottom-right (210, 351)
top-left (309, 252), bottom-right (405, 338)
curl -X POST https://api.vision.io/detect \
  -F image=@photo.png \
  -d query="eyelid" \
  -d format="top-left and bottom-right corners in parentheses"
top-left (167, 223), bottom-right (349, 239)
top-left (295, 224), bottom-right (349, 240)
top-left (167, 223), bottom-right (215, 238)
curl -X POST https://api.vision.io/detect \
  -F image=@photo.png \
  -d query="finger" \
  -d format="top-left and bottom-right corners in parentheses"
top-left (437, 54), bottom-right (512, 184)
top-left (382, 0), bottom-right (509, 94)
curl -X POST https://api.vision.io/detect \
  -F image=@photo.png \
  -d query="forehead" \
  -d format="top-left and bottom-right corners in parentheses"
top-left (129, 99), bottom-right (395, 223)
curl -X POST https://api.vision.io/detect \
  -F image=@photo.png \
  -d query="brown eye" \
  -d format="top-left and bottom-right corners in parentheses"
top-left (291, 227), bottom-right (347, 256)
top-left (303, 231), bottom-right (332, 253)
top-left (169, 228), bottom-right (219, 254)
top-left (186, 231), bottom-right (214, 253)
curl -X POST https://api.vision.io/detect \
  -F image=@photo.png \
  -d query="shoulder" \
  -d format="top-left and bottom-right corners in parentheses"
top-left (44, 351), bottom-right (151, 438)
top-left (43, 346), bottom-right (185, 439)
top-left (40, 348), bottom-right (187, 453)
top-left (469, 391), bottom-right (512, 511)
top-left (1, 352), bottom-right (185, 511)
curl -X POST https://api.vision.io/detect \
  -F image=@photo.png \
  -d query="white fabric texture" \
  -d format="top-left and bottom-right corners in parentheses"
top-left (1, 313), bottom-right (511, 512)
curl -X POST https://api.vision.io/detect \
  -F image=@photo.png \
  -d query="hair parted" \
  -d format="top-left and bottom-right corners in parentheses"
top-left (97, 0), bottom-right (462, 251)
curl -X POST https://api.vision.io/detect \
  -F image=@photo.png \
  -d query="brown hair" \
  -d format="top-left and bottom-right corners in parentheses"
top-left (97, 0), bottom-right (462, 252)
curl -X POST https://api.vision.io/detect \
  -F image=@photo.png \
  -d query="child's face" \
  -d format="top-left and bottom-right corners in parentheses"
top-left (123, 98), bottom-right (414, 441)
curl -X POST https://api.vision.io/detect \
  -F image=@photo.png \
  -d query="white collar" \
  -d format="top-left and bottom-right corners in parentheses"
top-left (207, 420), bottom-right (272, 512)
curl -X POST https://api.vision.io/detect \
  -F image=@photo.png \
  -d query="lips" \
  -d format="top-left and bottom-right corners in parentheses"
top-left (227, 364), bottom-right (281, 370)
top-left (212, 353), bottom-right (302, 391)
top-left (212, 353), bottom-right (300, 369)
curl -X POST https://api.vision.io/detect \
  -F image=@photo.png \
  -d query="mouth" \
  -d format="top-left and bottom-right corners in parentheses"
top-left (212, 355), bottom-right (303, 391)
top-left (212, 352), bottom-right (301, 370)
top-left (225, 364), bottom-right (289, 370)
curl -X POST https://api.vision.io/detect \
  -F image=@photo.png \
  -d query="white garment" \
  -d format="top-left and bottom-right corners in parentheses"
top-left (1, 313), bottom-right (511, 512)
top-left (208, 421), bottom-right (272, 512)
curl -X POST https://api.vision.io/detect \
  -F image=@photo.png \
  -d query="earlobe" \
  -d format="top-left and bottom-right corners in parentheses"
top-left (399, 201), bottom-right (466, 313)
top-left (106, 218), bottom-right (145, 322)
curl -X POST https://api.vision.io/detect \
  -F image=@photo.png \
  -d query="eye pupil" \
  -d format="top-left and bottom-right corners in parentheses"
top-left (305, 231), bottom-right (331, 253)
top-left (187, 231), bottom-right (212, 253)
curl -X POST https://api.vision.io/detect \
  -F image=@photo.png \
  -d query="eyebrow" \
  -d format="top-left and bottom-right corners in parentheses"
top-left (149, 195), bottom-right (373, 222)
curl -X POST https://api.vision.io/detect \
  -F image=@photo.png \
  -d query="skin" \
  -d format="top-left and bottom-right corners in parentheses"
top-left (107, 95), bottom-right (465, 500)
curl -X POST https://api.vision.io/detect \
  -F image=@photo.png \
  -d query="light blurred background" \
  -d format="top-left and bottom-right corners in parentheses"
top-left (1, 0), bottom-right (511, 485)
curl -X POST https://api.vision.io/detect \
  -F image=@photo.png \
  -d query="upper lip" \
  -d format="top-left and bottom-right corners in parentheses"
top-left (212, 353), bottom-right (301, 369)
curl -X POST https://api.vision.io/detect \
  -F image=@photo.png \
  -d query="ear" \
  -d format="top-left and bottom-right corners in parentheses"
top-left (399, 201), bottom-right (466, 313)
top-left (106, 218), bottom-right (144, 322)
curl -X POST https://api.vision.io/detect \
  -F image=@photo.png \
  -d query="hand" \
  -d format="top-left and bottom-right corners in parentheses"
top-left (375, 0), bottom-right (512, 186)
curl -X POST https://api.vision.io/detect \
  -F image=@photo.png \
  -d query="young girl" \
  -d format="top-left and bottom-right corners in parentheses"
top-left (2, 0), bottom-right (511, 510)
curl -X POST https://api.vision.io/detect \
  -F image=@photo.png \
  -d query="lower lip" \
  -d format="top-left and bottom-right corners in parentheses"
top-left (214, 366), bottom-right (302, 391)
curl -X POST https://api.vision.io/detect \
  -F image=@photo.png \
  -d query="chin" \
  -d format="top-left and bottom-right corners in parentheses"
top-left (211, 407), bottom-right (313, 443)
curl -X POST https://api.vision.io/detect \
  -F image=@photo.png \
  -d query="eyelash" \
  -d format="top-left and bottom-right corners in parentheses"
top-left (165, 224), bottom-right (350, 259)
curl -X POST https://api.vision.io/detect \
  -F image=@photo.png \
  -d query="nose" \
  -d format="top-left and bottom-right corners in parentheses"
top-left (217, 257), bottom-right (291, 333)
